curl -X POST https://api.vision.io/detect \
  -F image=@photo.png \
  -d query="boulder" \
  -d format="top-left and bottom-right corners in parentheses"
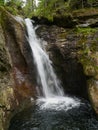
top-left (77, 29), bottom-right (98, 115)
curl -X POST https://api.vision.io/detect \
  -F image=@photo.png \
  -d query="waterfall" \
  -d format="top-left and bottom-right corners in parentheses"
top-left (25, 18), bottom-right (80, 111)
top-left (25, 18), bottom-right (64, 98)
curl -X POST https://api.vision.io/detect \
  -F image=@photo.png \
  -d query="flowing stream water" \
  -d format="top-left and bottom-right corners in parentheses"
top-left (25, 18), bottom-right (64, 98)
top-left (9, 18), bottom-right (98, 130)
top-left (25, 18), bottom-right (80, 110)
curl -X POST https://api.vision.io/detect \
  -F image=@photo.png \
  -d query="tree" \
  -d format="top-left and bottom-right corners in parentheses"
top-left (35, 0), bottom-right (66, 20)
top-left (23, 0), bottom-right (35, 17)
top-left (0, 0), bottom-right (4, 5)
top-left (5, 0), bottom-right (24, 8)
top-left (87, 0), bottom-right (98, 7)
top-left (69, 0), bottom-right (89, 9)
top-left (5, 0), bottom-right (24, 15)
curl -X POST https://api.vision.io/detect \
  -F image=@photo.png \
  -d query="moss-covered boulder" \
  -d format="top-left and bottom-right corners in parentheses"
top-left (76, 27), bottom-right (98, 114)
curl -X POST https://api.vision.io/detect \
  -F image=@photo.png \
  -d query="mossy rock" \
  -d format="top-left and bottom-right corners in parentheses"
top-left (88, 79), bottom-right (98, 114)
top-left (76, 27), bottom-right (98, 78)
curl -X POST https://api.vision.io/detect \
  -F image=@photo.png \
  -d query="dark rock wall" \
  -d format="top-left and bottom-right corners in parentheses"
top-left (36, 24), bottom-right (98, 114)
top-left (36, 25), bottom-right (87, 98)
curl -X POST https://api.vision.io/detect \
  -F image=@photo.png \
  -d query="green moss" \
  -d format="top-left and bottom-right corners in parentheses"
top-left (76, 27), bottom-right (98, 35)
top-left (76, 26), bottom-right (98, 78)
top-left (78, 44), bottom-right (98, 77)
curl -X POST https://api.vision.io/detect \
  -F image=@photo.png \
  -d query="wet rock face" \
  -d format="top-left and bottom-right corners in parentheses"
top-left (32, 15), bottom-right (76, 28)
top-left (88, 80), bottom-right (98, 114)
top-left (0, 7), bottom-right (36, 130)
top-left (0, 13), bottom-right (20, 129)
top-left (36, 24), bottom-right (98, 114)
top-left (77, 30), bottom-right (98, 115)
top-left (0, 23), bottom-right (16, 130)
top-left (36, 25), bottom-right (87, 98)
top-left (0, 26), bottom-right (10, 72)
top-left (0, 8), bottom-right (36, 99)
top-left (36, 25), bottom-right (98, 114)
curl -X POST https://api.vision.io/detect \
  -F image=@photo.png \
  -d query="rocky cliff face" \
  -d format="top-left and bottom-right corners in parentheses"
top-left (36, 26), bottom-right (87, 98)
top-left (0, 22), bottom-right (15, 130)
top-left (35, 17), bottom-right (98, 115)
top-left (0, 6), bottom-right (98, 129)
top-left (0, 7), bottom-right (36, 130)
top-left (77, 29), bottom-right (98, 114)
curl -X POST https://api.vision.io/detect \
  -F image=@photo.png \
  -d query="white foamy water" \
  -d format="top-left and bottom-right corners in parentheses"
top-left (37, 97), bottom-right (80, 111)
top-left (25, 18), bottom-right (80, 111)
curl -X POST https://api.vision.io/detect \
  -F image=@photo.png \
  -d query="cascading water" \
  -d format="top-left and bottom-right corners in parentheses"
top-left (25, 19), bottom-right (64, 98)
top-left (9, 18), bottom-right (98, 130)
top-left (25, 18), bottom-right (80, 110)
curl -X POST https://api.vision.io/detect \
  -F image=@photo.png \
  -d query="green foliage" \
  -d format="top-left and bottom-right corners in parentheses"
top-left (69, 0), bottom-right (83, 9)
top-left (69, 0), bottom-right (98, 9)
top-left (4, 0), bottom-right (24, 15)
top-left (34, 0), bottom-right (69, 20)
top-left (33, 0), bottom-right (98, 20)
top-left (76, 27), bottom-right (98, 35)
top-left (23, 0), bottom-right (35, 17)
top-left (5, 0), bottom-right (24, 8)
top-left (1, 0), bottom-right (98, 19)
top-left (87, 0), bottom-right (98, 7)
top-left (0, 0), bottom-right (4, 6)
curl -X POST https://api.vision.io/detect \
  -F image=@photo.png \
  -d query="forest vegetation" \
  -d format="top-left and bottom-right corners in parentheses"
top-left (0, 0), bottom-right (98, 20)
